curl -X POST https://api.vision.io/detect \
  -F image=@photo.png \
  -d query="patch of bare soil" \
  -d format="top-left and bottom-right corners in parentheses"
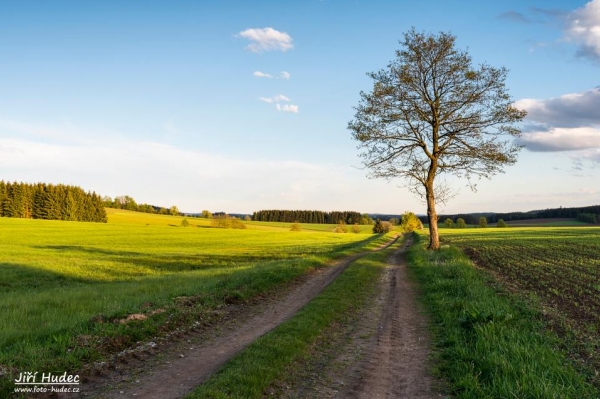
top-left (77, 238), bottom-right (398, 399)
top-left (274, 237), bottom-right (441, 399)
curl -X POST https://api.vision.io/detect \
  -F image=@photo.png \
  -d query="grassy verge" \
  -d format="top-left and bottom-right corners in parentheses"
top-left (407, 233), bottom-right (598, 398)
top-left (185, 236), bottom-right (401, 398)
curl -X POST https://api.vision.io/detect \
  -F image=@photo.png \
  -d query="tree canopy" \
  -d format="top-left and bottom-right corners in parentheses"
top-left (349, 29), bottom-right (526, 249)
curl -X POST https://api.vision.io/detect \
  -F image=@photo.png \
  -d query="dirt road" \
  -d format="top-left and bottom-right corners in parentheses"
top-left (90, 238), bottom-right (399, 399)
top-left (340, 237), bottom-right (437, 398)
top-left (275, 236), bottom-right (438, 399)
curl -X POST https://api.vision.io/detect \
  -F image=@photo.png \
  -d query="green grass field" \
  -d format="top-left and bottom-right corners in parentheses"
top-left (0, 210), bottom-right (391, 397)
top-left (108, 208), bottom-right (382, 233)
top-left (441, 227), bottom-right (600, 381)
top-left (411, 226), bottom-right (600, 397)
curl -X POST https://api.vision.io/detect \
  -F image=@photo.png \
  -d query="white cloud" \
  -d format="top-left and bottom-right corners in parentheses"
top-left (515, 87), bottom-right (600, 127)
top-left (515, 87), bottom-right (600, 158)
top-left (517, 126), bottom-right (600, 151)
top-left (280, 71), bottom-right (290, 80)
top-left (565, 0), bottom-right (600, 61)
top-left (273, 94), bottom-right (290, 102)
top-left (259, 94), bottom-right (290, 104)
top-left (253, 71), bottom-right (273, 78)
top-left (258, 95), bottom-right (297, 113)
top-left (276, 104), bottom-right (299, 113)
top-left (237, 27), bottom-right (293, 53)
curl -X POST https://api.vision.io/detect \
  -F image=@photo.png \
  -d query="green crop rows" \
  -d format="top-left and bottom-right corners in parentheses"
top-left (442, 227), bottom-right (600, 383)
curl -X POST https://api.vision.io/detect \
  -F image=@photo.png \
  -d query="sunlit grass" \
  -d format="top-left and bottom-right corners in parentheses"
top-left (0, 212), bottom-right (389, 396)
top-left (408, 231), bottom-right (599, 398)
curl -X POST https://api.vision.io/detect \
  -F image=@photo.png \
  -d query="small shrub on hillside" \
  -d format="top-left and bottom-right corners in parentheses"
top-left (373, 219), bottom-right (384, 233)
top-left (230, 218), bottom-right (246, 229)
top-left (351, 224), bottom-right (361, 234)
top-left (334, 221), bottom-right (348, 233)
top-left (372, 219), bottom-right (392, 233)
top-left (211, 215), bottom-right (247, 229)
top-left (400, 211), bottom-right (423, 232)
top-left (497, 219), bottom-right (508, 228)
top-left (479, 216), bottom-right (488, 228)
top-left (180, 218), bottom-right (190, 227)
top-left (290, 222), bottom-right (302, 232)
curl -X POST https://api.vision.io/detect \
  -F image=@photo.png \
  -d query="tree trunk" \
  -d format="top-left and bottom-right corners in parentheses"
top-left (426, 187), bottom-right (439, 249)
top-left (425, 179), bottom-right (440, 250)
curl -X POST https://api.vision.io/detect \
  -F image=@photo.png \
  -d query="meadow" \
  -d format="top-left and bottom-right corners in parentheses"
top-left (0, 209), bottom-right (389, 396)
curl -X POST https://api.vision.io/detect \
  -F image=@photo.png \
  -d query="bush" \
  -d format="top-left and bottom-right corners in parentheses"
top-left (497, 219), bottom-right (508, 228)
top-left (444, 218), bottom-right (454, 228)
top-left (373, 219), bottom-right (384, 233)
top-left (334, 221), bottom-right (348, 233)
top-left (400, 211), bottom-right (423, 232)
top-left (351, 224), bottom-right (361, 234)
top-left (372, 219), bottom-right (392, 234)
top-left (211, 215), bottom-right (247, 229)
top-left (180, 218), bottom-right (190, 227)
top-left (456, 218), bottom-right (466, 228)
top-left (479, 216), bottom-right (488, 228)
top-left (290, 222), bottom-right (302, 232)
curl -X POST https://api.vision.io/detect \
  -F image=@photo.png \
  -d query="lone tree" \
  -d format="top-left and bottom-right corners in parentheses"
top-left (349, 29), bottom-right (526, 249)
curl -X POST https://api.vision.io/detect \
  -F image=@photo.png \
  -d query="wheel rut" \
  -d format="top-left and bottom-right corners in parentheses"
top-left (341, 236), bottom-right (436, 399)
top-left (90, 237), bottom-right (399, 399)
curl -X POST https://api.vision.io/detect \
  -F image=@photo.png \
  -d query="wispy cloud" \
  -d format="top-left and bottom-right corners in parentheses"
top-left (565, 0), bottom-right (600, 62)
top-left (276, 104), bottom-right (299, 113)
top-left (253, 71), bottom-right (273, 78)
top-left (237, 27), bottom-right (293, 53)
top-left (258, 95), bottom-right (298, 113)
top-left (531, 7), bottom-right (568, 17)
top-left (0, 134), bottom-right (365, 213)
top-left (259, 94), bottom-right (290, 103)
top-left (253, 70), bottom-right (291, 80)
top-left (498, 11), bottom-right (532, 24)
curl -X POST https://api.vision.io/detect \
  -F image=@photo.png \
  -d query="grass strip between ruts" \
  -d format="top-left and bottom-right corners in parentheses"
top-left (406, 232), bottom-right (598, 398)
top-left (186, 236), bottom-right (402, 398)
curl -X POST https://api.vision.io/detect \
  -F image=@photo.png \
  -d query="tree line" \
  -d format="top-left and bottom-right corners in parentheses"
top-left (252, 210), bottom-right (364, 225)
top-left (0, 181), bottom-right (107, 223)
top-left (435, 204), bottom-right (600, 226)
top-left (102, 195), bottom-right (180, 216)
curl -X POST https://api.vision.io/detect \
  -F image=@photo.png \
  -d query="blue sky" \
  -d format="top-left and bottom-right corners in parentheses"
top-left (1, 0), bottom-right (599, 214)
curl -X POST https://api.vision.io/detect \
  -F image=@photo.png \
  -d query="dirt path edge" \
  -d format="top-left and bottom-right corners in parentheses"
top-left (89, 236), bottom-right (399, 399)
